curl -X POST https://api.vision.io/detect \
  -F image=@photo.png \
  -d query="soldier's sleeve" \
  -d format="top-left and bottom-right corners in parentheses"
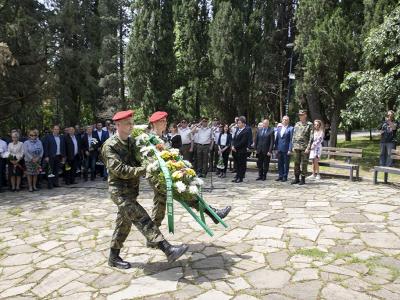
top-left (307, 123), bottom-right (314, 149)
top-left (101, 143), bottom-right (145, 180)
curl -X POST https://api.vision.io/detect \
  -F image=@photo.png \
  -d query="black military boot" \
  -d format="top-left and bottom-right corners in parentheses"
top-left (108, 248), bottom-right (131, 269)
top-left (291, 176), bottom-right (300, 184)
top-left (299, 176), bottom-right (306, 185)
top-left (158, 240), bottom-right (189, 263)
top-left (205, 205), bottom-right (232, 224)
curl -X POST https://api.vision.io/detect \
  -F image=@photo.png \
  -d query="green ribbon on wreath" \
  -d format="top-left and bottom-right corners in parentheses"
top-left (149, 138), bottom-right (228, 236)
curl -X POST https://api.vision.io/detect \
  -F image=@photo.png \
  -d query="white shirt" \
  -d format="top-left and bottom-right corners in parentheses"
top-left (196, 127), bottom-right (213, 145)
top-left (0, 139), bottom-right (8, 158)
top-left (219, 133), bottom-right (228, 146)
top-left (8, 142), bottom-right (24, 160)
top-left (54, 135), bottom-right (61, 155)
top-left (71, 136), bottom-right (78, 156)
top-left (97, 130), bottom-right (102, 141)
top-left (280, 126), bottom-right (287, 138)
top-left (178, 127), bottom-right (192, 145)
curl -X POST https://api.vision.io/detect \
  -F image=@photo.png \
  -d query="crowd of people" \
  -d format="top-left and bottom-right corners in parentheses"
top-left (0, 109), bottom-right (397, 193)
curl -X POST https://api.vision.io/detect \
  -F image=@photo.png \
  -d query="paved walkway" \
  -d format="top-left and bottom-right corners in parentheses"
top-left (1, 172), bottom-right (400, 299)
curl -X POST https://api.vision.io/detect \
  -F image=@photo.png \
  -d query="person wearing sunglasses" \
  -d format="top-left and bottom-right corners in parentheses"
top-left (23, 129), bottom-right (44, 192)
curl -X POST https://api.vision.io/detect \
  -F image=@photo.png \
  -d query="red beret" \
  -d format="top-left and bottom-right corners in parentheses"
top-left (149, 111), bottom-right (168, 123)
top-left (112, 110), bottom-right (134, 121)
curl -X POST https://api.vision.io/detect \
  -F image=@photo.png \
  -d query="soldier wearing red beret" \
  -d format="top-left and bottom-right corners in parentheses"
top-left (101, 110), bottom-right (189, 268)
top-left (146, 112), bottom-right (232, 246)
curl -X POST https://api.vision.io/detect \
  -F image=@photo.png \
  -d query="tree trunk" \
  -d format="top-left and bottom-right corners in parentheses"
top-left (329, 109), bottom-right (340, 147)
top-left (345, 128), bottom-right (351, 141)
top-left (305, 88), bottom-right (323, 121)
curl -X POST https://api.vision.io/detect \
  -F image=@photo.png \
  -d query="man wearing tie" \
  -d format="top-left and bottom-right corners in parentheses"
top-left (65, 127), bottom-right (82, 184)
top-left (43, 125), bottom-right (66, 188)
top-left (274, 116), bottom-right (293, 182)
top-left (81, 126), bottom-right (98, 181)
top-left (254, 119), bottom-right (274, 181)
top-left (94, 122), bottom-right (110, 180)
top-left (231, 116), bottom-right (249, 183)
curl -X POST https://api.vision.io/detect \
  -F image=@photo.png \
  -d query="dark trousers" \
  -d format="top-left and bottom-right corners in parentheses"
top-left (278, 151), bottom-right (290, 179)
top-left (232, 151), bottom-right (238, 171)
top-left (222, 150), bottom-right (230, 173)
top-left (84, 153), bottom-right (97, 180)
top-left (0, 158), bottom-right (5, 190)
top-left (209, 144), bottom-right (219, 171)
top-left (257, 153), bottom-right (271, 178)
top-left (236, 151), bottom-right (247, 180)
top-left (66, 155), bottom-right (80, 184)
top-left (380, 142), bottom-right (395, 166)
top-left (48, 155), bottom-right (62, 186)
top-left (196, 144), bottom-right (210, 175)
top-left (192, 143), bottom-right (198, 171)
top-left (181, 144), bottom-right (192, 162)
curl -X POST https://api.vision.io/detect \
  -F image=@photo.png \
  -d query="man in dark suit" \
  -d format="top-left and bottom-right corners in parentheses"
top-left (274, 116), bottom-right (293, 182)
top-left (93, 122), bottom-right (110, 180)
top-left (254, 119), bottom-right (275, 181)
top-left (231, 116), bottom-right (249, 183)
top-left (65, 127), bottom-right (82, 184)
top-left (81, 125), bottom-right (98, 181)
top-left (43, 125), bottom-right (66, 188)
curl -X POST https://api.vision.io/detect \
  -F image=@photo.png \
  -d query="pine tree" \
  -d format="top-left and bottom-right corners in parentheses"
top-left (126, 0), bottom-right (176, 117)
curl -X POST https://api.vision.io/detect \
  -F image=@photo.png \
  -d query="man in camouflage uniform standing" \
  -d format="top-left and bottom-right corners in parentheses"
top-left (101, 110), bottom-right (188, 269)
top-left (147, 111), bottom-right (232, 247)
top-left (291, 110), bottom-right (313, 185)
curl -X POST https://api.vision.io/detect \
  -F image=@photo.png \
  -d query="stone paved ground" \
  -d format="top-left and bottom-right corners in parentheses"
top-left (1, 172), bottom-right (400, 300)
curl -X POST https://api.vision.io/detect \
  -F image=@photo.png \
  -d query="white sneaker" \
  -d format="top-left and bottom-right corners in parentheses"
top-left (307, 174), bottom-right (316, 180)
top-left (315, 174), bottom-right (321, 180)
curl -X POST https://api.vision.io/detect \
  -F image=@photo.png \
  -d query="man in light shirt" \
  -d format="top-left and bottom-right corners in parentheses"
top-left (192, 117), bottom-right (214, 177)
top-left (274, 115), bottom-right (293, 182)
top-left (178, 119), bottom-right (192, 161)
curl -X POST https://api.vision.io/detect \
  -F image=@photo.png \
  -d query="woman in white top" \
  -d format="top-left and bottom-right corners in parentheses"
top-left (8, 131), bottom-right (24, 191)
top-left (308, 120), bottom-right (324, 180)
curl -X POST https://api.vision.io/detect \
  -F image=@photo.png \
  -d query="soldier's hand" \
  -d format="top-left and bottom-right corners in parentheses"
top-left (305, 149), bottom-right (310, 154)
top-left (287, 151), bottom-right (291, 155)
top-left (137, 166), bottom-right (147, 177)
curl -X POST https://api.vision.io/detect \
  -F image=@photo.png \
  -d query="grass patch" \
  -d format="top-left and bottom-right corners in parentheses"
top-left (389, 266), bottom-right (400, 281)
top-left (368, 284), bottom-right (382, 291)
top-left (7, 207), bottom-right (23, 216)
top-left (93, 229), bottom-right (99, 241)
top-left (0, 247), bottom-right (9, 258)
top-left (295, 248), bottom-right (327, 259)
top-left (71, 209), bottom-right (80, 218)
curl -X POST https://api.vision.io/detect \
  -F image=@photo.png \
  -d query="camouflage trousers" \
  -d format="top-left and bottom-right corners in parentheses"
top-left (110, 192), bottom-right (164, 249)
top-left (293, 149), bottom-right (309, 177)
top-left (149, 177), bottom-right (199, 227)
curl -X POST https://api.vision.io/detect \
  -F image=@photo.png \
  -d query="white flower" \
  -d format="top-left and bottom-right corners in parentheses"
top-left (146, 160), bottom-right (159, 173)
top-left (193, 178), bottom-right (204, 186)
top-left (175, 181), bottom-right (187, 193)
top-left (189, 185), bottom-right (199, 195)
top-left (183, 160), bottom-right (192, 168)
top-left (136, 133), bottom-right (150, 146)
top-left (140, 146), bottom-right (155, 157)
top-left (170, 148), bottom-right (180, 156)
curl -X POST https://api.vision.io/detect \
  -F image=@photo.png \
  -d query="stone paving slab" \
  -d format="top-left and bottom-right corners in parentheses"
top-left (1, 173), bottom-right (400, 299)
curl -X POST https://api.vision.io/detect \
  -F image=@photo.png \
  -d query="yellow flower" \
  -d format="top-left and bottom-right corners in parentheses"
top-left (172, 171), bottom-right (183, 180)
top-left (174, 161), bottom-right (185, 169)
top-left (160, 150), bottom-right (171, 160)
top-left (186, 168), bottom-right (196, 177)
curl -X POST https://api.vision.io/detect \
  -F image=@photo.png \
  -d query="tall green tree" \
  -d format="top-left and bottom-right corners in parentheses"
top-left (341, 2), bottom-right (400, 131)
top-left (53, 0), bottom-right (102, 125)
top-left (173, 0), bottom-right (211, 120)
top-left (126, 0), bottom-right (176, 117)
top-left (0, 0), bottom-right (49, 131)
top-left (295, 0), bottom-right (364, 146)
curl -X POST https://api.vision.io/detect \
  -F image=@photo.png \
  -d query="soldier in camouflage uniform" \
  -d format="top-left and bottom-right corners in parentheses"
top-left (147, 111), bottom-right (232, 247)
top-left (101, 110), bottom-right (189, 269)
top-left (291, 110), bottom-right (313, 185)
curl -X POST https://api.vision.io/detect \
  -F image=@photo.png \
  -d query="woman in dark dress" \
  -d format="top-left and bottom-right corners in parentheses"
top-left (169, 123), bottom-right (182, 150)
top-left (217, 124), bottom-right (232, 178)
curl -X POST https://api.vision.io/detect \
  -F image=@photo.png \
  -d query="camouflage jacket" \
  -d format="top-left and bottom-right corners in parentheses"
top-left (292, 121), bottom-right (314, 151)
top-left (101, 134), bottom-right (146, 201)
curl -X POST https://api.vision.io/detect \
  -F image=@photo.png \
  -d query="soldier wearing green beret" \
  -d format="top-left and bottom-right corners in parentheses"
top-left (101, 110), bottom-right (188, 269)
top-left (291, 110), bottom-right (313, 185)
